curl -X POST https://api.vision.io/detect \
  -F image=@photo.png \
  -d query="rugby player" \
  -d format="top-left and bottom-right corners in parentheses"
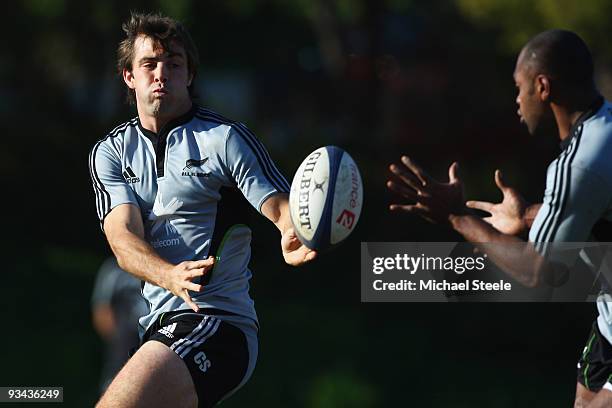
top-left (89, 12), bottom-right (316, 408)
top-left (387, 29), bottom-right (612, 407)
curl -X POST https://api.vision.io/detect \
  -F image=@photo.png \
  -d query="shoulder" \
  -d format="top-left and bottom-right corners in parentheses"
top-left (192, 105), bottom-right (257, 139)
top-left (91, 117), bottom-right (138, 153)
top-left (99, 117), bottom-right (139, 144)
top-left (193, 105), bottom-right (237, 127)
top-left (573, 102), bottom-right (612, 180)
top-left (582, 101), bottom-right (612, 137)
top-left (191, 106), bottom-right (264, 157)
top-left (187, 106), bottom-right (232, 144)
top-left (89, 117), bottom-right (138, 169)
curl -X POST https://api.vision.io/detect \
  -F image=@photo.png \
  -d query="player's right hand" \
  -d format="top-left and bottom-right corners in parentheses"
top-left (161, 257), bottom-right (215, 312)
top-left (281, 227), bottom-right (317, 266)
top-left (387, 156), bottom-right (464, 224)
top-left (466, 170), bottom-right (529, 237)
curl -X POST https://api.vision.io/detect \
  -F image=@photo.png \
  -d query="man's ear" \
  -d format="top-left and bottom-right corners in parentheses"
top-left (123, 68), bottom-right (136, 89)
top-left (536, 74), bottom-right (550, 102)
top-left (187, 72), bottom-right (194, 87)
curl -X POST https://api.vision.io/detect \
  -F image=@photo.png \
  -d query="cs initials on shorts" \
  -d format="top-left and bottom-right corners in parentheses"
top-left (194, 351), bottom-right (212, 373)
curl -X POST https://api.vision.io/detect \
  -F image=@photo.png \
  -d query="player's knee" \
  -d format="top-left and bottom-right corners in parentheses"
top-left (575, 382), bottom-right (597, 408)
top-left (575, 396), bottom-right (590, 408)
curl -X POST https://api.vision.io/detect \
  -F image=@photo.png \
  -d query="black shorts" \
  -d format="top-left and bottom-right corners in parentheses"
top-left (577, 321), bottom-right (612, 391)
top-left (142, 309), bottom-right (250, 408)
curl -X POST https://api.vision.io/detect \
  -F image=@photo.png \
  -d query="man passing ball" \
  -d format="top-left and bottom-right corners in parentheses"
top-left (89, 12), bottom-right (315, 408)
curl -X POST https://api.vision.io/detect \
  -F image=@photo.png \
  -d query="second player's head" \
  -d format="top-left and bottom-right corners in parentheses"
top-left (118, 12), bottom-right (199, 120)
top-left (514, 29), bottom-right (595, 136)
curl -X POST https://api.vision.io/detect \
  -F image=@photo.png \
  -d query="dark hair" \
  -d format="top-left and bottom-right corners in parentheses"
top-left (521, 29), bottom-right (594, 89)
top-left (117, 12), bottom-right (199, 104)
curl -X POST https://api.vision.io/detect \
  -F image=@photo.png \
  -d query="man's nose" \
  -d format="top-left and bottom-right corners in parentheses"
top-left (154, 63), bottom-right (169, 83)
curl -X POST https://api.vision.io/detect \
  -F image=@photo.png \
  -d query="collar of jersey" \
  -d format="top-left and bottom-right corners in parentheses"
top-left (560, 95), bottom-right (605, 150)
top-left (137, 103), bottom-right (197, 142)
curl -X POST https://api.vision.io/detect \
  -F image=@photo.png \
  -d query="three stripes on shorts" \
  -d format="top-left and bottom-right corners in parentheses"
top-left (171, 315), bottom-right (221, 359)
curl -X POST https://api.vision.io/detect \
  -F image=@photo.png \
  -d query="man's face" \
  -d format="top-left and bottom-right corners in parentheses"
top-left (123, 35), bottom-right (192, 119)
top-left (513, 52), bottom-right (551, 136)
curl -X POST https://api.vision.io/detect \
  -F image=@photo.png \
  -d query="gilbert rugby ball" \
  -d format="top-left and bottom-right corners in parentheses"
top-left (289, 146), bottom-right (363, 251)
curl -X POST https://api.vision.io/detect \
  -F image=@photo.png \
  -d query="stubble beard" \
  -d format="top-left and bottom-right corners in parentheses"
top-left (147, 97), bottom-right (170, 118)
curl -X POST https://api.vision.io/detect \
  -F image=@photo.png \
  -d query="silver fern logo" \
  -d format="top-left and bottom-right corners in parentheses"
top-left (182, 157), bottom-right (211, 178)
top-left (183, 157), bottom-right (208, 170)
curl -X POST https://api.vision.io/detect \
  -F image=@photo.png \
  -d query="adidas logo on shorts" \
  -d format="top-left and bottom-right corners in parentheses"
top-left (158, 322), bottom-right (177, 339)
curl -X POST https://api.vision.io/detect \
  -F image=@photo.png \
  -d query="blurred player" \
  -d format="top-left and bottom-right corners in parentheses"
top-left (89, 12), bottom-right (315, 408)
top-left (91, 257), bottom-right (148, 392)
top-left (387, 30), bottom-right (612, 407)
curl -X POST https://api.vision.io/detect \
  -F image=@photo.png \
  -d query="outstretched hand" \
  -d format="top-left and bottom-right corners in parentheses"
top-left (162, 256), bottom-right (215, 312)
top-left (281, 227), bottom-right (317, 266)
top-left (387, 156), bottom-right (464, 224)
top-left (466, 170), bottom-right (529, 237)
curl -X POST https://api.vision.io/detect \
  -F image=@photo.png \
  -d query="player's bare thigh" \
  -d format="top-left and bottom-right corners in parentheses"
top-left (575, 382), bottom-right (597, 408)
top-left (586, 388), bottom-right (612, 408)
top-left (96, 340), bottom-right (198, 408)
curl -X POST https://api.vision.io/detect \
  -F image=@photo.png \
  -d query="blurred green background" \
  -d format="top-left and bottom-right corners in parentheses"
top-left (3, 0), bottom-right (612, 406)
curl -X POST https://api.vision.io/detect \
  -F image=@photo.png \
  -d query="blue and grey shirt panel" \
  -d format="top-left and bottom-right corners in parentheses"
top-left (89, 106), bottom-right (290, 336)
top-left (529, 99), bottom-right (612, 249)
top-left (527, 99), bottom-right (612, 343)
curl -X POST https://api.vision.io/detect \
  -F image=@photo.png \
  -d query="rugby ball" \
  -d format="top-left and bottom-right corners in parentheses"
top-left (289, 146), bottom-right (363, 251)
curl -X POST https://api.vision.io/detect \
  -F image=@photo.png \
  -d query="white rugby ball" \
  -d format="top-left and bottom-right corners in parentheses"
top-left (289, 146), bottom-right (363, 251)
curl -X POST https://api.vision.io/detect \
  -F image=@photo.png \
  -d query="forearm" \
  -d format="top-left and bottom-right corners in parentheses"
top-left (262, 193), bottom-right (292, 234)
top-left (450, 213), bottom-right (506, 243)
top-left (261, 192), bottom-right (317, 265)
top-left (449, 214), bottom-right (547, 287)
top-left (108, 229), bottom-right (173, 288)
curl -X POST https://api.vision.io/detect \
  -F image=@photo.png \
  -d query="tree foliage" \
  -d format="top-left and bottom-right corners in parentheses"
top-left (456, 0), bottom-right (612, 61)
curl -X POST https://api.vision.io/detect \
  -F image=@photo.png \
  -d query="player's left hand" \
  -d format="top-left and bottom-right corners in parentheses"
top-left (281, 227), bottom-right (317, 266)
top-left (466, 169), bottom-right (529, 236)
top-left (387, 156), bottom-right (464, 224)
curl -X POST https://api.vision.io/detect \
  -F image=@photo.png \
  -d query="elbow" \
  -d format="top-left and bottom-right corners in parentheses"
top-left (520, 255), bottom-right (549, 288)
top-left (115, 254), bottom-right (129, 272)
top-left (107, 237), bottom-right (128, 271)
top-left (521, 261), bottom-right (546, 288)
top-left (523, 274), bottom-right (543, 289)
top-left (525, 262), bottom-right (569, 288)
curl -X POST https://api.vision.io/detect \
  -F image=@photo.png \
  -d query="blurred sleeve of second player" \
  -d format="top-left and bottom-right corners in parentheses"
top-left (91, 257), bottom-right (121, 340)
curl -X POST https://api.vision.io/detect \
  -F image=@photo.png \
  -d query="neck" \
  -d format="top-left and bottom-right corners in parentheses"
top-left (552, 90), bottom-right (600, 141)
top-left (138, 100), bottom-right (193, 134)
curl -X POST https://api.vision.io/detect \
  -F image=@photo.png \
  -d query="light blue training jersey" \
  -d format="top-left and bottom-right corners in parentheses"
top-left (89, 105), bottom-right (290, 336)
top-left (528, 98), bottom-right (612, 342)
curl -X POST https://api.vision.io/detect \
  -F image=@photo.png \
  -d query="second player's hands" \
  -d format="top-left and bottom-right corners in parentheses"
top-left (387, 156), bottom-right (465, 224)
top-left (161, 256), bottom-right (215, 312)
top-left (281, 227), bottom-right (317, 266)
top-left (466, 170), bottom-right (529, 237)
